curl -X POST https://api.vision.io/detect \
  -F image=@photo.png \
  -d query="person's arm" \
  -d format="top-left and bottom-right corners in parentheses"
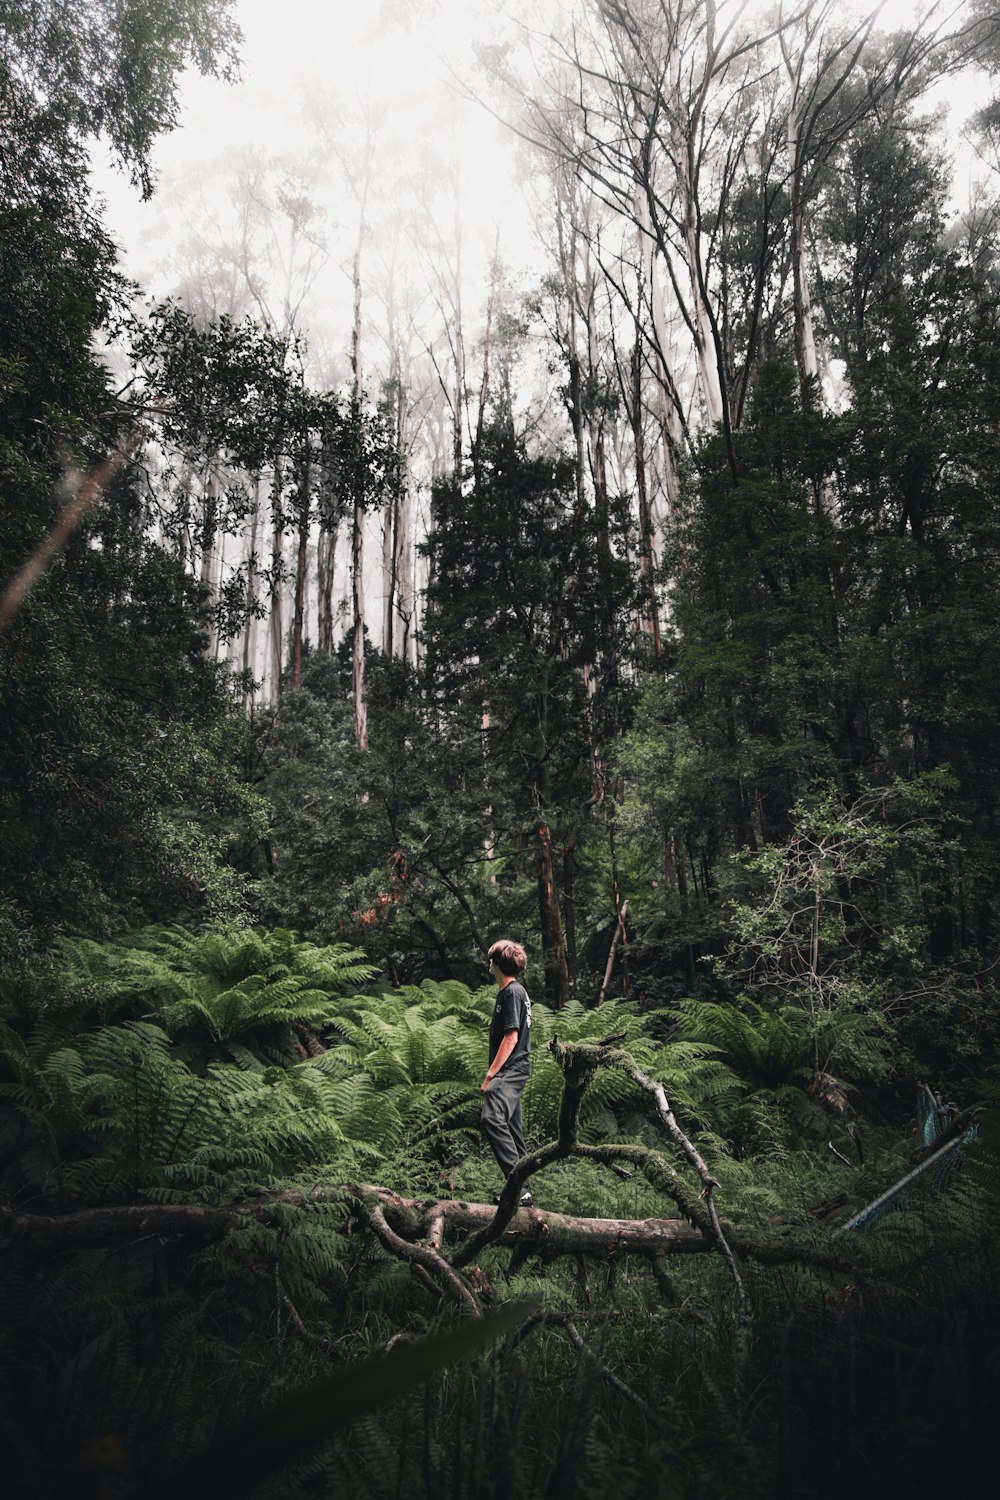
top-left (481, 1029), bottom-right (518, 1091)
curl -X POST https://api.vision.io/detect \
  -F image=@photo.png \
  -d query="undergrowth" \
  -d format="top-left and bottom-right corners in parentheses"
top-left (1, 923), bottom-right (996, 1498)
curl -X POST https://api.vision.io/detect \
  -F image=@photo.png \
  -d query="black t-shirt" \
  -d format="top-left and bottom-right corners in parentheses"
top-left (488, 979), bottom-right (532, 1075)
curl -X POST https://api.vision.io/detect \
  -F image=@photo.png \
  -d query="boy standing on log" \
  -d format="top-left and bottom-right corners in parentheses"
top-left (481, 939), bottom-right (533, 1206)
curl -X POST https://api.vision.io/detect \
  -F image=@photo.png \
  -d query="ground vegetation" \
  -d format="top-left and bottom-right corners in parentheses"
top-left (2, 1), bottom-right (1000, 1495)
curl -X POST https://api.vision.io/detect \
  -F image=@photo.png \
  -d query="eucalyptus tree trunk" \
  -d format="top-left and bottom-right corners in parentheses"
top-left (200, 460), bottom-right (219, 657)
top-left (397, 476), bottom-right (416, 667)
top-left (350, 208), bottom-right (369, 750)
top-left (563, 835), bottom-right (578, 978)
top-left (582, 255), bottom-right (613, 614)
top-left (381, 346), bottom-right (411, 658)
top-left (381, 495), bottom-right (395, 659)
top-left (452, 198), bottom-right (466, 476)
top-left (777, 0), bottom-right (905, 412)
top-left (316, 525), bottom-right (334, 654)
top-left (630, 336), bottom-right (662, 655)
top-left (317, 420), bottom-right (341, 656)
top-left (212, 530), bottom-right (226, 661)
top-left (290, 445), bottom-right (311, 689)
top-left (470, 267), bottom-right (496, 491)
top-left (787, 106), bottom-right (821, 399)
top-left (675, 122), bottom-right (725, 429)
top-left (634, 185), bottom-right (683, 520)
top-left (176, 463), bottom-right (194, 572)
top-left (241, 475), bottom-right (261, 703)
top-left (554, 175), bottom-right (588, 523)
top-left (268, 458), bottom-right (285, 702)
top-left (536, 819), bottom-right (572, 1006)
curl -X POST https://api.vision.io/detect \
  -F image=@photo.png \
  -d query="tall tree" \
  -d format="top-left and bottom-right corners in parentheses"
top-left (0, 0), bottom-right (241, 202)
top-left (421, 406), bottom-right (637, 1002)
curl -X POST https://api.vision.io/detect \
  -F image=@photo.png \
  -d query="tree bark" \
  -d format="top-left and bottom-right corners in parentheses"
top-left (291, 445), bottom-right (312, 689)
top-left (788, 110), bottom-right (820, 401)
top-left (0, 1192), bottom-right (708, 1261)
top-left (536, 819), bottom-right (572, 1005)
top-left (598, 899), bottom-right (628, 1005)
top-left (317, 420), bottom-right (342, 656)
top-left (268, 459), bottom-right (285, 702)
top-left (631, 335), bottom-right (662, 654)
top-left (241, 474), bottom-right (261, 702)
top-left (316, 524), bottom-right (334, 655)
top-left (562, 836), bottom-right (578, 978)
top-left (350, 221), bottom-right (369, 749)
top-left (199, 460), bottom-right (219, 657)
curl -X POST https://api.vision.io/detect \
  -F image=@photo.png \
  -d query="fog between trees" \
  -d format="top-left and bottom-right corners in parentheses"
top-left (2, 2), bottom-right (1000, 1496)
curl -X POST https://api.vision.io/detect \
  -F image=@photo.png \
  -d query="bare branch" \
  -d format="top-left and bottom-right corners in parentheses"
top-left (357, 1196), bottom-right (482, 1317)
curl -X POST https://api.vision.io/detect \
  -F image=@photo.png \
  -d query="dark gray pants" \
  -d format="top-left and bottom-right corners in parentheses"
top-left (480, 1068), bottom-right (530, 1182)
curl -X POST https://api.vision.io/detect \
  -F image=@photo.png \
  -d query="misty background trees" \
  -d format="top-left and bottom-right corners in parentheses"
top-left (3, 1), bottom-right (1000, 1496)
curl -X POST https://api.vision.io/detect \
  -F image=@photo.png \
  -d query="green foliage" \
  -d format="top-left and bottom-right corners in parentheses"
top-left (0, 0), bottom-right (242, 202)
top-left (720, 774), bottom-right (957, 1060)
top-left (4, 6), bottom-right (1000, 1493)
top-left (128, 301), bottom-right (398, 628)
top-left (252, 652), bottom-right (539, 985)
top-left (0, 926), bottom-right (378, 1208)
top-left (2, 923), bottom-right (999, 1498)
top-left (0, 192), bottom-right (267, 945)
top-left (0, 533), bottom-right (266, 933)
top-left (110, 924), bottom-right (377, 1050)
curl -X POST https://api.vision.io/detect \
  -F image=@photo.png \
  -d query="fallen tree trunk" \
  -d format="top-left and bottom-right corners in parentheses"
top-left (358, 1188), bottom-right (710, 1258)
top-left (0, 1031), bottom-right (863, 1371)
top-left (0, 1189), bottom-right (710, 1260)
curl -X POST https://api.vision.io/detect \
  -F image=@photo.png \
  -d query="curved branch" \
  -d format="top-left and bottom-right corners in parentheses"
top-left (357, 1196), bottom-right (481, 1317)
top-left (451, 1038), bottom-right (601, 1268)
top-left (548, 1039), bottom-right (751, 1412)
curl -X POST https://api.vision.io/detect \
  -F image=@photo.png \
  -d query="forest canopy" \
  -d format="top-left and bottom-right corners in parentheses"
top-left (2, 1), bottom-right (1000, 1496)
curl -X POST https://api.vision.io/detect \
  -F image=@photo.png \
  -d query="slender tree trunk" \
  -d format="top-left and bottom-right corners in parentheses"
top-left (536, 820), bottom-right (571, 1006)
top-left (317, 423), bottom-right (340, 655)
top-left (350, 215), bottom-right (369, 749)
top-left (269, 459), bottom-right (285, 702)
top-left (666, 830), bottom-right (697, 987)
top-left (213, 529), bottom-right (226, 661)
top-left (634, 199), bottom-right (681, 519)
top-left (382, 491), bottom-right (396, 658)
top-left (351, 492), bottom-right (367, 747)
top-left (563, 836), bottom-right (578, 980)
top-left (398, 475), bottom-right (415, 667)
top-left (631, 336), bottom-right (661, 655)
top-left (176, 463), bottom-right (194, 571)
top-left (583, 274), bottom-right (613, 619)
top-left (200, 461), bottom-right (219, 657)
top-left (453, 205), bottom-right (465, 475)
top-left (554, 185), bottom-right (588, 522)
top-left (382, 356), bottom-right (410, 659)
top-left (471, 237), bottom-right (498, 487)
top-left (316, 526), bottom-right (332, 653)
top-left (788, 119), bottom-right (820, 401)
top-left (677, 136), bottom-right (724, 428)
top-left (291, 446), bottom-right (311, 689)
top-left (242, 476), bottom-right (261, 706)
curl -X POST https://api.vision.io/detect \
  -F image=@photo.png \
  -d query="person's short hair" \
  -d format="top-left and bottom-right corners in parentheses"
top-left (488, 939), bottom-right (527, 977)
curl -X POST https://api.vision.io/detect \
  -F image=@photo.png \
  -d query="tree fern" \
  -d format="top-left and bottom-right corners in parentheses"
top-left (46, 925), bottom-right (378, 1059)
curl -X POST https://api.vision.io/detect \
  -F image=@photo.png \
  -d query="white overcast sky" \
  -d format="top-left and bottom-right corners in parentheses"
top-left (93, 0), bottom-right (992, 364)
top-left (96, 0), bottom-right (528, 291)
